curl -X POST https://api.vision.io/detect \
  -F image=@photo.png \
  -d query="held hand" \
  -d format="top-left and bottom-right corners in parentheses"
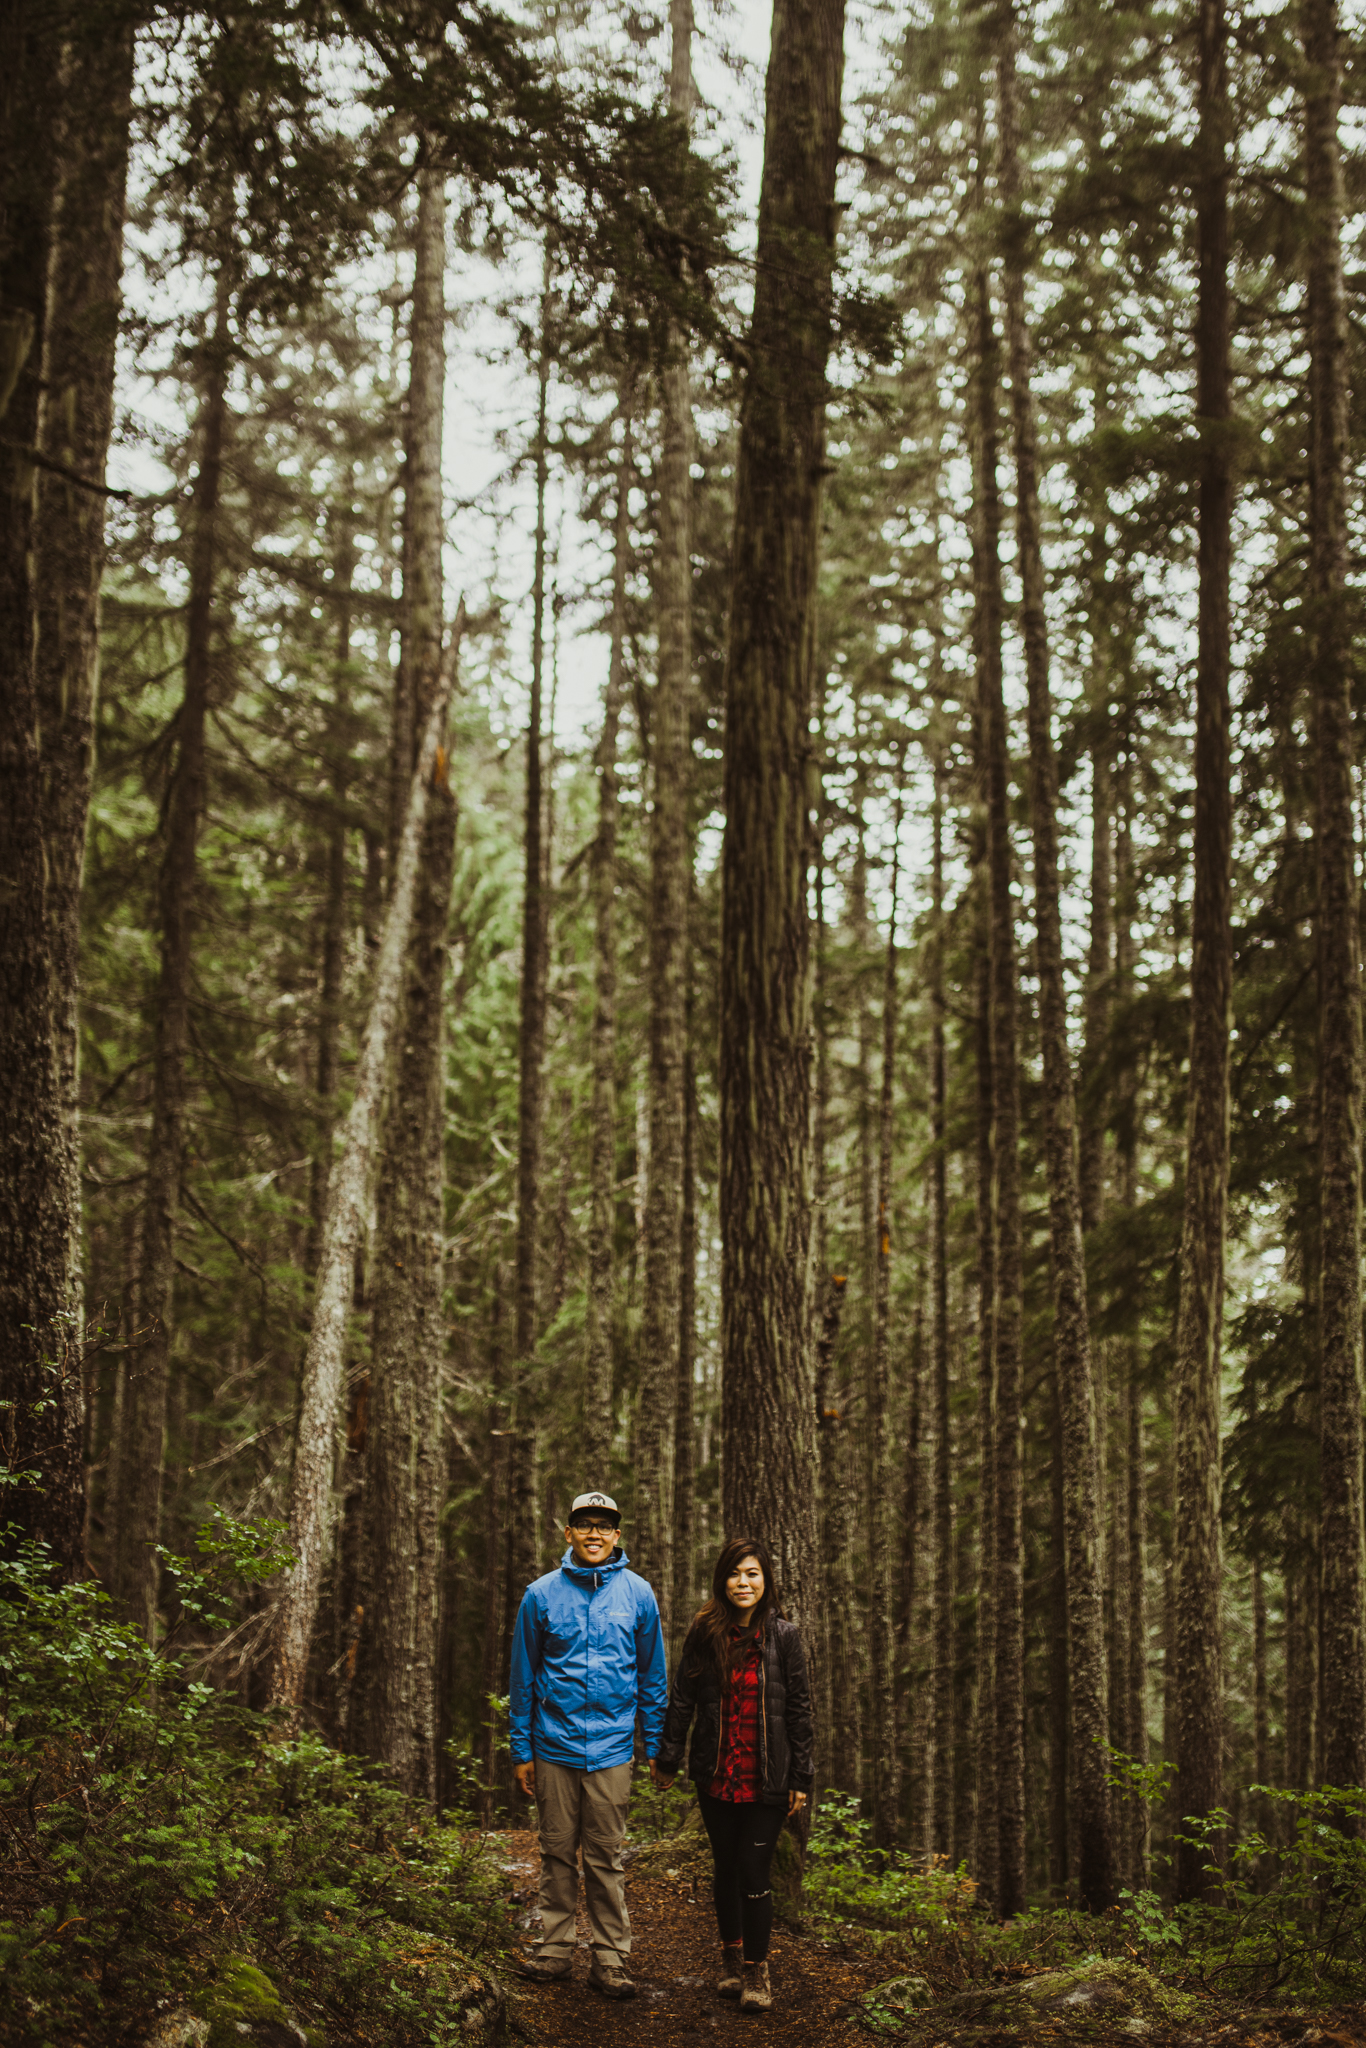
top-left (788, 1789), bottom-right (808, 1818)
top-left (649, 1759), bottom-right (674, 1790)
top-left (515, 1761), bottom-right (536, 1799)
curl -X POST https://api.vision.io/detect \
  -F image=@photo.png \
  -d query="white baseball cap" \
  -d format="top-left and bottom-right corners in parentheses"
top-left (569, 1490), bottom-right (620, 1524)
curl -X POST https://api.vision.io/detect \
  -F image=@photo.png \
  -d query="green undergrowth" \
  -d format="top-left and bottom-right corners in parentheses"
top-left (802, 1786), bottom-right (1366, 2011)
top-left (0, 1524), bottom-right (514, 2048)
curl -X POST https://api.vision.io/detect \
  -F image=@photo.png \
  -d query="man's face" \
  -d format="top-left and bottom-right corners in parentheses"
top-left (566, 1516), bottom-right (618, 1567)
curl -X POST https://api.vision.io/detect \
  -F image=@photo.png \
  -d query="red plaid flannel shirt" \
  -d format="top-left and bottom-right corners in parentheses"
top-left (707, 1625), bottom-right (763, 1802)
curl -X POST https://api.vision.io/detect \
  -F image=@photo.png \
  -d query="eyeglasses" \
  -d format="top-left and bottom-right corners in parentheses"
top-left (571, 1521), bottom-right (618, 1536)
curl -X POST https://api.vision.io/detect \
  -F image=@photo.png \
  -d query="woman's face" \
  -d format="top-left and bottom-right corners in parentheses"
top-left (725, 1555), bottom-right (765, 1612)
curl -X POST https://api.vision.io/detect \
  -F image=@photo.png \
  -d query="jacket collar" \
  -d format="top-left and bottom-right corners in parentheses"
top-left (559, 1544), bottom-right (630, 1586)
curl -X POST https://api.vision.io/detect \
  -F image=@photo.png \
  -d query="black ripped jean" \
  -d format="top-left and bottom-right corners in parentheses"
top-left (696, 1790), bottom-right (787, 1962)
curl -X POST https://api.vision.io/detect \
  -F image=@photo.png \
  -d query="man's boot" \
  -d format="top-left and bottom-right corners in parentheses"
top-left (514, 1951), bottom-right (572, 1982)
top-left (740, 1960), bottom-right (772, 2012)
top-left (717, 1943), bottom-right (744, 1997)
top-left (588, 1957), bottom-right (637, 1999)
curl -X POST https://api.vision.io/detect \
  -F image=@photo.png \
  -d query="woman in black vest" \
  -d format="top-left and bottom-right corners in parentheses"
top-left (655, 1535), bottom-right (815, 2014)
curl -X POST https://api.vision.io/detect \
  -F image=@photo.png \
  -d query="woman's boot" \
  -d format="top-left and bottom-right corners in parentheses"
top-left (717, 1943), bottom-right (744, 1997)
top-left (740, 1960), bottom-right (772, 2012)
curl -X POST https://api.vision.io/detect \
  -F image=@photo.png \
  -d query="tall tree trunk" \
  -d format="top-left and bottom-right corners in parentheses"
top-left (268, 630), bottom-right (460, 1716)
top-left (972, 876), bottom-right (997, 1895)
top-left (1, 8), bottom-right (124, 1564)
top-left (812, 735), bottom-right (855, 1786)
top-left (1285, 1539), bottom-right (1318, 1790)
top-left (899, 1294), bottom-right (927, 1840)
top-left (355, 166), bottom-right (452, 1799)
top-left (638, 0), bottom-right (696, 1634)
top-left (511, 258), bottom-right (552, 1599)
top-left (307, 508), bottom-right (356, 1275)
top-left (35, 12), bottom-right (135, 1328)
top-left (997, 13), bottom-right (1114, 1913)
top-left (478, 1283), bottom-right (506, 1828)
top-left (1172, 0), bottom-right (1233, 1903)
top-left (1303, 0), bottom-right (1366, 1801)
top-left (1046, 1367), bottom-right (1070, 1895)
top-left (868, 784), bottom-right (904, 1846)
top-left (930, 761), bottom-right (955, 1861)
top-left (970, 249), bottom-right (1022, 1915)
top-left (718, 0), bottom-right (846, 1641)
top-left (1252, 1559), bottom-right (1270, 1856)
top-left (1117, 765), bottom-right (1150, 1884)
top-left (1078, 525), bottom-right (1114, 1243)
top-left (113, 271), bottom-right (231, 1634)
top-left (672, 1017), bottom-right (698, 1647)
top-left (583, 386), bottom-right (633, 1480)
top-left (0, 2), bottom-right (75, 1566)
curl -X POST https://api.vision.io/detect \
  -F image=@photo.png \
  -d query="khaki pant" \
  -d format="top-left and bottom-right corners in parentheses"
top-left (532, 1758), bottom-right (633, 1964)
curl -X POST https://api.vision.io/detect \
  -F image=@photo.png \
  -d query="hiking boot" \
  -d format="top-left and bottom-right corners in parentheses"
top-left (514, 1951), bottom-right (572, 1982)
top-left (740, 1960), bottom-right (772, 2012)
top-left (717, 1943), bottom-right (744, 1998)
top-left (588, 1959), bottom-right (636, 1999)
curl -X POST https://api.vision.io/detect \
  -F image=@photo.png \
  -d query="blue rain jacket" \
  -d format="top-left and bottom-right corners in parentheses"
top-left (509, 1546), bottom-right (667, 1771)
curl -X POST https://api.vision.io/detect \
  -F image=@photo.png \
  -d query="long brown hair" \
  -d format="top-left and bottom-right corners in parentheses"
top-left (683, 1535), bottom-right (783, 1691)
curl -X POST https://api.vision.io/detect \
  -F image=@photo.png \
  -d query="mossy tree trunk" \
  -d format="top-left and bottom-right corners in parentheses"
top-left (35, 11), bottom-right (134, 1341)
top-left (718, 0), bottom-right (846, 1642)
top-left (357, 165), bottom-right (453, 1799)
top-left (638, 0), bottom-right (697, 1633)
top-left (0, 2), bottom-right (81, 1570)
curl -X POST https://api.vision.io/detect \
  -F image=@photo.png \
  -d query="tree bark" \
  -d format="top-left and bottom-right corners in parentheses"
top-left (583, 387), bottom-right (632, 1481)
top-left (812, 740), bottom-right (855, 1787)
top-left (1046, 1364), bottom-right (1070, 1895)
top-left (997, 13), bottom-right (1114, 1913)
top-left (929, 760), bottom-right (955, 1862)
top-left (510, 257), bottom-right (553, 1600)
top-left (307, 508), bottom-right (356, 1276)
top-left (354, 166), bottom-right (452, 1799)
top-left (35, 11), bottom-right (134, 1326)
top-left (972, 875), bottom-right (997, 1896)
top-left (1117, 768), bottom-right (1150, 1884)
top-left (0, 4), bottom-right (85, 1570)
top-left (868, 782), bottom-right (904, 1846)
top-left (1302, 0), bottom-right (1366, 1801)
top-left (112, 271), bottom-right (231, 1634)
top-left (638, 0), bottom-right (696, 1631)
top-left (969, 249), bottom-right (1021, 1915)
top-left (267, 633), bottom-right (461, 1718)
top-left (718, 0), bottom-right (846, 1640)
top-left (672, 1017), bottom-right (698, 1647)
top-left (1172, 0), bottom-right (1233, 1904)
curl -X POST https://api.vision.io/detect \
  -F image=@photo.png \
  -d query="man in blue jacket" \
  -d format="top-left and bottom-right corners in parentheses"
top-left (510, 1489), bottom-right (667, 1999)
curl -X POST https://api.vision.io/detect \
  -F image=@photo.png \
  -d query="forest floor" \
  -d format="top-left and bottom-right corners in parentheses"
top-left (499, 1826), bottom-right (889, 2046)
top-left (495, 1831), bottom-right (1366, 2048)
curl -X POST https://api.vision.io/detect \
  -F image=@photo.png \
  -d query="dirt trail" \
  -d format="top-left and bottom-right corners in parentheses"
top-left (498, 1829), bottom-right (886, 2048)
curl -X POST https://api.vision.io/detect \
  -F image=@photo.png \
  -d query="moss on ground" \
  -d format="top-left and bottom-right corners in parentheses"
top-left (853, 1957), bottom-right (1201, 2044)
top-left (197, 1959), bottom-right (308, 2048)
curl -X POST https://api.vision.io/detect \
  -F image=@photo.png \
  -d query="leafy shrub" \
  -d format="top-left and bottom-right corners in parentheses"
top-left (803, 1792), bottom-right (977, 1974)
top-left (0, 1525), bottom-right (513, 2046)
top-left (1156, 1791), bottom-right (1366, 1999)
